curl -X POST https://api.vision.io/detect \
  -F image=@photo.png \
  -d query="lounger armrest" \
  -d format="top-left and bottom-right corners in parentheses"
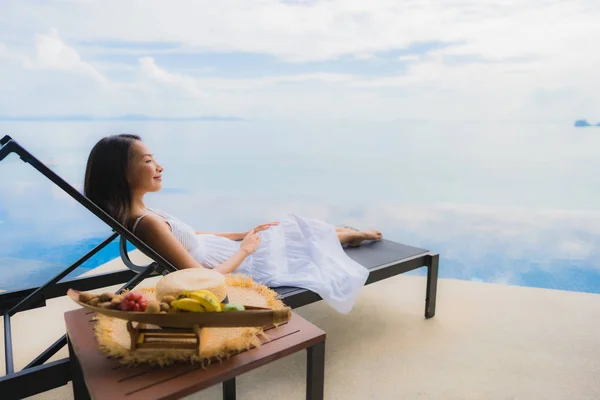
top-left (119, 235), bottom-right (164, 274)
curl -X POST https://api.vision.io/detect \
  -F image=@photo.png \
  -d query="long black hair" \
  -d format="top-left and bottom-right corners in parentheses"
top-left (84, 134), bottom-right (141, 228)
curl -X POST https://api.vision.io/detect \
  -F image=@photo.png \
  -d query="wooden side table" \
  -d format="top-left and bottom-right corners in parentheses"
top-left (65, 308), bottom-right (326, 400)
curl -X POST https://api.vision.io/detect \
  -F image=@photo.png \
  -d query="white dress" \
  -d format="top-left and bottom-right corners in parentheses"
top-left (133, 209), bottom-right (369, 314)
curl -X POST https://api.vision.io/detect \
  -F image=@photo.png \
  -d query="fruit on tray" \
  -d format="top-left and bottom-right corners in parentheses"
top-left (222, 302), bottom-right (245, 312)
top-left (146, 300), bottom-right (161, 314)
top-left (77, 291), bottom-right (122, 310)
top-left (119, 292), bottom-right (149, 312)
top-left (88, 297), bottom-right (101, 307)
top-left (182, 289), bottom-right (221, 312)
top-left (99, 292), bottom-right (114, 302)
top-left (111, 295), bottom-right (123, 308)
top-left (169, 290), bottom-right (219, 312)
top-left (78, 292), bottom-right (95, 303)
top-left (162, 295), bottom-right (176, 304)
top-left (76, 289), bottom-right (248, 314)
top-left (171, 298), bottom-right (207, 312)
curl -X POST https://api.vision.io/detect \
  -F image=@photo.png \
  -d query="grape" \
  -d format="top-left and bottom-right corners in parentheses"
top-left (119, 292), bottom-right (148, 312)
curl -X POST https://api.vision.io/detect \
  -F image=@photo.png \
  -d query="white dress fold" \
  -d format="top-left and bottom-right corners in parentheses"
top-left (138, 209), bottom-right (369, 314)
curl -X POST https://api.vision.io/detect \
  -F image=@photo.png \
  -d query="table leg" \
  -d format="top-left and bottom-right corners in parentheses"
top-left (223, 377), bottom-right (236, 400)
top-left (67, 336), bottom-right (91, 400)
top-left (306, 341), bottom-right (325, 400)
top-left (425, 253), bottom-right (439, 319)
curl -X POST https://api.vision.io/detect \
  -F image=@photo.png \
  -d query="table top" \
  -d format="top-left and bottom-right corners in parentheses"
top-left (65, 308), bottom-right (325, 400)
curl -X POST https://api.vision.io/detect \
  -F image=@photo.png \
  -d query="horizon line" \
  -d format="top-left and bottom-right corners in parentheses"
top-left (0, 114), bottom-right (246, 122)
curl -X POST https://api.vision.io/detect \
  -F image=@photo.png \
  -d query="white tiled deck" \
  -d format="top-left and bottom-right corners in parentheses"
top-left (3, 254), bottom-right (600, 400)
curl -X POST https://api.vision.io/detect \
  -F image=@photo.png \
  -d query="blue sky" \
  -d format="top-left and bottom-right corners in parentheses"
top-left (79, 41), bottom-right (452, 78)
top-left (0, 0), bottom-right (598, 122)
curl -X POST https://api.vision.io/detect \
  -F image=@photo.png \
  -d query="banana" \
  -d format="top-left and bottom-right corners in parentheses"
top-left (182, 289), bottom-right (220, 304)
top-left (186, 290), bottom-right (221, 312)
top-left (192, 290), bottom-right (220, 304)
top-left (170, 298), bottom-right (205, 312)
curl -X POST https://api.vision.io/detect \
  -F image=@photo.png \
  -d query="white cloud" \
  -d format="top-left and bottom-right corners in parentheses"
top-left (22, 29), bottom-right (106, 82)
top-left (397, 55), bottom-right (419, 62)
top-left (0, 1), bottom-right (598, 120)
top-left (139, 57), bottom-right (353, 90)
top-left (0, 42), bottom-right (27, 64)
top-left (2, 0), bottom-right (595, 63)
top-left (135, 56), bottom-right (365, 118)
top-left (0, 43), bottom-right (10, 58)
top-left (492, 271), bottom-right (519, 285)
top-left (557, 238), bottom-right (594, 259)
top-left (353, 53), bottom-right (377, 61)
top-left (350, 202), bottom-right (600, 262)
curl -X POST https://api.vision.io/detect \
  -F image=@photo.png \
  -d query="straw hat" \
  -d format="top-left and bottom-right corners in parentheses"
top-left (155, 267), bottom-right (229, 303)
top-left (93, 270), bottom-right (287, 367)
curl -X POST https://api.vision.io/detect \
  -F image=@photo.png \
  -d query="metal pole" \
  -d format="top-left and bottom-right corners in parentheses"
top-left (4, 314), bottom-right (14, 375)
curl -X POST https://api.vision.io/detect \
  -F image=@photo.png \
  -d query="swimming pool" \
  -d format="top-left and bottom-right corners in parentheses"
top-left (1, 120), bottom-right (600, 294)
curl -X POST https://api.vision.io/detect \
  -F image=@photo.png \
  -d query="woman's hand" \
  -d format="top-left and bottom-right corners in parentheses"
top-left (239, 222), bottom-right (278, 254)
top-left (240, 229), bottom-right (261, 255)
top-left (250, 221), bottom-right (279, 234)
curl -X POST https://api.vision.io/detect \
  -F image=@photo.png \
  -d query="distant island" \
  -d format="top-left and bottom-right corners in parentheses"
top-left (575, 119), bottom-right (592, 127)
top-left (574, 119), bottom-right (600, 127)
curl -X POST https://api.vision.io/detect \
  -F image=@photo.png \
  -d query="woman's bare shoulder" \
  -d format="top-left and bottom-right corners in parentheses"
top-left (134, 214), bottom-right (171, 236)
top-left (129, 211), bottom-right (203, 270)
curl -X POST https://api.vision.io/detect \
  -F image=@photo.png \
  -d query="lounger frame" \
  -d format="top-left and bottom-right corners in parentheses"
top-left (276, 244), bottom-right (438, 317)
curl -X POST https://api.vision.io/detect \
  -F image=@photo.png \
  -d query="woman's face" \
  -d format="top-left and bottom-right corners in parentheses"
top-left (127, 140), bottom-right (164, 194)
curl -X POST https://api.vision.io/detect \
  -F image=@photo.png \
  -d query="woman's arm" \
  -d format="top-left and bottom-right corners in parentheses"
top-left (136, 216), bottom-right (249, 274)
top-left (196, 222), bottom-right (279, 241)
top-left (212, 249), bottom-right (251, 274)
top-left (196, 231), bottom-right (246, 241)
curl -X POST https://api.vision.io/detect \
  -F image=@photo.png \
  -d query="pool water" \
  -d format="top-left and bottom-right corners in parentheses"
top-left (1, 120), bottom-right (599, 294)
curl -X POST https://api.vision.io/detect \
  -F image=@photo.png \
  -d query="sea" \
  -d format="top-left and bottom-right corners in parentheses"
top-left (1, 120), bottom-right (600, 294)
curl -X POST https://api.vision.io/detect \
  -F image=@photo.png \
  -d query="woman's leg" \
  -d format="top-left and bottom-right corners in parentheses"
top-left (336, 228), bottom-right (382, 246)
top-left (337, 230), bottom-right (364, 245)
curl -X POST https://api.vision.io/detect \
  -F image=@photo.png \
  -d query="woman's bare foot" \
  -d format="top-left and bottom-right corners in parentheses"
top-left (363, 229), bottom-right (383, 241)
top-left (347, 229), bottom-right (383, 247)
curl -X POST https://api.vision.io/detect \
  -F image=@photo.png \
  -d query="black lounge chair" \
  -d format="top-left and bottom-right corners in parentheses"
top-left (274, 240), bottom-right (438, 317)
top-left (0, 133), bottom-right (440, 317)
top-left (0, 134), bottom-right (439, 398)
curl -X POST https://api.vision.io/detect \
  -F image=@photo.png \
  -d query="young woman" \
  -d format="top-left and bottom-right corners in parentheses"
top-left (83, 134), bottom-right (383, 314)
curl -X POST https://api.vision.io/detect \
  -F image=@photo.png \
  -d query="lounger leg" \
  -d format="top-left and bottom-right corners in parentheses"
top-left (223, 378), bottom-right (236, 400)
top-left (425, 253), bottom-right (439, 319)
top-left (68, 336), bottom-right (91, 400)
top-left (306, 341), bottom-right (325, 400)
